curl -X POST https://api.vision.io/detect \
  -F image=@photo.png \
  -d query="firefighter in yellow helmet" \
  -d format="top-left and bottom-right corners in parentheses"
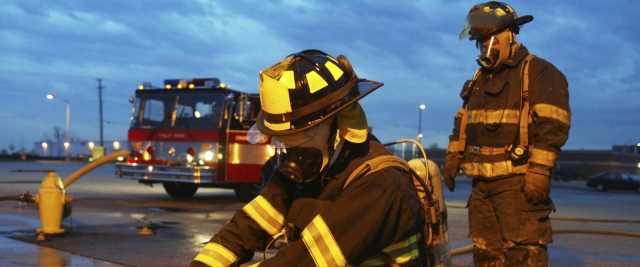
top-left (444, 2), bottom-right (571, 266)
top-left (191, 49), bottom-right (426, 266)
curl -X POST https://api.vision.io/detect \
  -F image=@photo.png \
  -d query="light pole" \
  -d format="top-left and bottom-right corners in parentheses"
top-left (47, 93), bottom-right (70, 161)
top-left (418, 104), bottom-right (426, 143)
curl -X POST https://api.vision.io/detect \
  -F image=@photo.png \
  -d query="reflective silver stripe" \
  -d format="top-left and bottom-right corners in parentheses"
top-left (359, 233), bottom-right (421, 266)
top-left (302, 215), bottom-right (348, 267)
top-left (529, 147), bottom-right (557, 167)
top-left (468, 109), bottom-right (520, 124)
top-left (242, 195), bottom-right (285, 236)
top-left (461, 160), bottom-right (528, 179)
top-left (531, 103), bottom-right (571, 125)
top-left (194, 242), bottom-right (237, 267)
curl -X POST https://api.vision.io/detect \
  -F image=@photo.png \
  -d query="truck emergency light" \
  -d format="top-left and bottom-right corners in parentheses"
top-left (163, 78), bottom-right (222, 89)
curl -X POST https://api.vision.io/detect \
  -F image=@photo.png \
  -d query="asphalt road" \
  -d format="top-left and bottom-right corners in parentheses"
top-left (1, 160), bottom-right (639, 267)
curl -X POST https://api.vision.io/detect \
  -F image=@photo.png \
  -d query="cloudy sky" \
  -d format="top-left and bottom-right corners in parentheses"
top-left (1, 0), bottom-right (638, 154)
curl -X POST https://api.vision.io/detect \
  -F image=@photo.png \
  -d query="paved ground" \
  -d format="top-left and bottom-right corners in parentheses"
top-left (1, 161), bottom-right (640, 266)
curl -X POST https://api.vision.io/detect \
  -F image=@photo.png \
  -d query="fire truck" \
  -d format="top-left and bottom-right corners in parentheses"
top-left (115, 78), bottom-right (275, 201)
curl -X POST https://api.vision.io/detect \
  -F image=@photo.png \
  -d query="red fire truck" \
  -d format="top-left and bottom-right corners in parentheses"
top-left (115, 78), bottom-right (275, 201)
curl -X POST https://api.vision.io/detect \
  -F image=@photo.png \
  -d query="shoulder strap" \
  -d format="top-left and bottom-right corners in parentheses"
top-left (519, 54), bottom-right (536, 148)
top-left (343, 155), bottom-right (410, 189)
top-left (456, 70), bottom-right (481, 153)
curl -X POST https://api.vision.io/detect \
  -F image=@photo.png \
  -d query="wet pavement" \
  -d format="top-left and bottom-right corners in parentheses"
top-left (1, 160), bottom-right (640, 266)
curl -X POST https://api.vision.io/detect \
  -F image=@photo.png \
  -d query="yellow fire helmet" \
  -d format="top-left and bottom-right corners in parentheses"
top-left (460, 1), bottom-right (533, 41)
top-left (253, 49), bottom-right (383, 144)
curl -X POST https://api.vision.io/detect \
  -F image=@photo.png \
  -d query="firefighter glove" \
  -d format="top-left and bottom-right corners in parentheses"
top-left (444, 153), bottom-right (461, 192)
top-left (522, 168), bottom-right (551, 204)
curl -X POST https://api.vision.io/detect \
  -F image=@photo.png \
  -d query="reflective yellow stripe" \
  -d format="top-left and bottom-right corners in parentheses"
top-left (532, 103), bottom-right (571, 125)
top-left (359, 233), bottom-right (421, 266)
top-left (307, 71), bottom-right (329, 94)
top-left (359, 258), bottom-right (384, 267)
top-left (242, 195), bottom-right (285, 236)
top-left (302, 215), bottom-right (347, 267)
top-left (260, 72), bottom-right (292, 131)
top-left (461, 160), bottom-right (528, 179)
top-left (194, 242), bottom-right (237, 267)
top-left (468, 109), bottom-right (520, 124)
top-left (279, 70), bottom-right (296, 89)
top-left (447, 140), bottom-right (459, 153)
top-left (325, 61), bottom-right (344, 81)
top-left (383, 233), bottom-right (420, 262)
top-left (529, 148), bottom-right (557, 167)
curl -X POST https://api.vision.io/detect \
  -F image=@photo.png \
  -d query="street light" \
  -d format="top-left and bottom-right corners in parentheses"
top-left (418, 104), bottom-right (426, 143)
top-left (47, 93), bottom-right (70, 161)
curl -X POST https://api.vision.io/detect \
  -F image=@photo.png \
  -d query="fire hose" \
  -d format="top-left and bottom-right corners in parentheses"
top-left (445, 204), bottom-right (640, 256)
top-left (2, 150), bottom-right (129, 240)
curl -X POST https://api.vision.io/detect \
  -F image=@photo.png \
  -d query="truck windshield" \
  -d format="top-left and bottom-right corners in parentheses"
top-left (131, 91), bottom-right (226, 130)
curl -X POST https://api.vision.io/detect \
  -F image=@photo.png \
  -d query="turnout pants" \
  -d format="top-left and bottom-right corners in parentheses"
top-left (468, 175), bottom-right (554, 267)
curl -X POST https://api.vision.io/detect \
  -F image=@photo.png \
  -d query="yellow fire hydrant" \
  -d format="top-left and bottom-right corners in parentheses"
top-left (35, 171), bottom-right (73, 241)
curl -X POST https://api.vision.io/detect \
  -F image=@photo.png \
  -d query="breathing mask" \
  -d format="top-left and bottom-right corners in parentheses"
top-left (249, 119), bottom-right (333, 183)
top-left (476, 30), bottom-right (514, 69)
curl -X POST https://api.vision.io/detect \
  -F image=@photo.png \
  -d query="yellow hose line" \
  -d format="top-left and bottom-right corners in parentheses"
top-left (450, 244), bottom-right (473, 255)
top-left (446, 203), bottom-right (640, 256)
top-left (550, 217), bottom-right (640, 224)
top-left (446, 204), bottom-right (640, 224)
top-left (553, 229), bottom-right (640, 238)
top-left (449, 229), bottom-right (640, 256)
top-left (62, 150), bottom-right (130, 188)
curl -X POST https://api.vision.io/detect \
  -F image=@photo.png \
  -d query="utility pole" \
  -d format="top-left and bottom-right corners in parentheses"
top-left (97, 79), bottom-right (104, 147)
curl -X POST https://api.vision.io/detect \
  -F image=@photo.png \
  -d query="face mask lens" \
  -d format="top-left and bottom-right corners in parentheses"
top-left (477, 36), bottom-right (500, 68)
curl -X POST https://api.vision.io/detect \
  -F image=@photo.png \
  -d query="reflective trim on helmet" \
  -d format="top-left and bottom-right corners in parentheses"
top-left (242, 195), bottom-right (285, 236)
top-left (302, 215), bottom-right (348, 267)
top-left (280, 70), bottom-right (296, 89)
top-left (257, 80), bottom-right (383, 136)
top-left (460, 1), bottom-right (531, 40)
top-left (468, 109), bottom-right (520, 124)
top-left (531, 103), bottom-right (571, 125)
top-left (193, 242), bottom-right (238, 267)
top-left (307, 71), bottom-right (329, 94)
top-left (529, 147), bottom-right (557, 167)
top-left (461, 160), bottom-right (528, 179)
top-left (260, 72), bottom-right (292, 131)
top-left (325, 61), bottom-right (344, 81)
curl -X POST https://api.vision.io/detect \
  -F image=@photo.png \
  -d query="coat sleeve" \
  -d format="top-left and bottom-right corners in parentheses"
top-left (190, 173), bottom-right (296, 267)
top-left (256, 167), bottom-right (424, 267)
top-left (527, 57), bottom-right (571, 171)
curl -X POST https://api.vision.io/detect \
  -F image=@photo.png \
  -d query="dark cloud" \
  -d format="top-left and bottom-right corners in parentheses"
top-left (0, 0), bottom-right (638, 152)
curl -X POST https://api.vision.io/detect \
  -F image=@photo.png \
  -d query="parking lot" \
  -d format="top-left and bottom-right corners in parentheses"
top-left (1, 160), bottom-right (639, 266)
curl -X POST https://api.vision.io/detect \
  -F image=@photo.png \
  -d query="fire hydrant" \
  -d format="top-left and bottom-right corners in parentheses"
top-left (35, 171), bottom-right (73, 241)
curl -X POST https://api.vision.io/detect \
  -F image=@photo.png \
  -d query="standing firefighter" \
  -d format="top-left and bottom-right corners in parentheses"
top-left (191, 50), bottom-right (426, 266)
top-left (444, 2), bottom-right (571, 266)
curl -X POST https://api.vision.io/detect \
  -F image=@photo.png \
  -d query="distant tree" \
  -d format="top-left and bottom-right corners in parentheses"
top-left (43, 126), bottom-right (81, 143)
top-left (9, 144), bottom-right (15, 154)
top-left (429, 143), bottom-right (440, 149)
top-left (0, 149), bottom-right (7, 156)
